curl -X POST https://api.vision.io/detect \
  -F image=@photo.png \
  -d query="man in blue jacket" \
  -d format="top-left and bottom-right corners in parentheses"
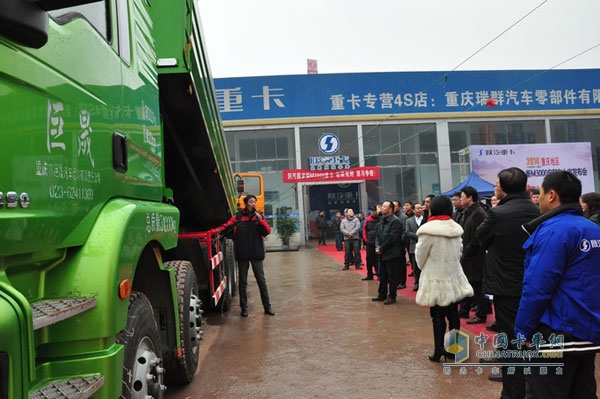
top-left (515, 170), bottom-right (600, 399)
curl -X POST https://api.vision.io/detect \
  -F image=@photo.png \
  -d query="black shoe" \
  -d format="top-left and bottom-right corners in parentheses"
top-left (408, 272), bottom-right (414, 277)
top-left (264, 307), bottom-right (275, 316)
top-left (486, 322), bottom-right (500, 332)
top-left (488, 372), bottom-right (502, 382)
top-left (397, 283), bottom-right (407, 289)
top-left (412, 284), bottom-right (419, 291)
top-left (466, 316), bottom-right (486, 324)
top-left (383, 297), bottom-right (396, 305)
top-left (428, 351), bottom-right (453, 362)
top-left (342, 265), bottom-right (349, 270)
top-left (371, 297), bottom-right (385, 302)
top-left (241, 309), bottom-right (248, 317)
top-left (362, 276), bottom-right (373, 280)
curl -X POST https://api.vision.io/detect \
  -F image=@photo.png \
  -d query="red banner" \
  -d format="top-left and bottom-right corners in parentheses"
top-left (282, 166), bottom-right (380, 183)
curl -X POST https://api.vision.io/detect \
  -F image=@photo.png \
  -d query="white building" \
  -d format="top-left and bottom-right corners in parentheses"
top-left (215, 69), bottom-right (600, 248)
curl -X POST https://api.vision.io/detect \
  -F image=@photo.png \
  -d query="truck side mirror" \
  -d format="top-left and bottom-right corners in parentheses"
top-left (0, 0), bottom-right (49, 48)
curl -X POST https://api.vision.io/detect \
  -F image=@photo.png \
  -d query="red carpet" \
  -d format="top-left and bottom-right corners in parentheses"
top-left (316, 243), bottom-right (496, 337)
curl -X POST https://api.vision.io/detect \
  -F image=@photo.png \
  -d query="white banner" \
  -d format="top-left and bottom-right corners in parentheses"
top-left (469, 143), bottom-right (595, 194)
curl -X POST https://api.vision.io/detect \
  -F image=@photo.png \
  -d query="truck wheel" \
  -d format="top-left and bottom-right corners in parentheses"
top-left (224, 238), bottom-right (237, 297)
top-left (116, 292), bottom-right (166, 399)
top-left (164, 260), bottom-right (202, 384)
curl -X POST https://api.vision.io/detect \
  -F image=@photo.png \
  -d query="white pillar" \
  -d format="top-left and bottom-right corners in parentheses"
top-left (437, 121), bottom-right (453, 193)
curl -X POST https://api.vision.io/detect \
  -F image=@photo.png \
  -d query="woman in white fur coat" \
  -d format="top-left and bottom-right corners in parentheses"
top-left (415, 195), bottom-right (474, 362)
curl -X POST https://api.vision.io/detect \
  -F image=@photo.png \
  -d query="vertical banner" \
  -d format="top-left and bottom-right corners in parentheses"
top-left (307, 59), bottom-right (318, 74)
top-left (470, 143), bottom-right (595, 193)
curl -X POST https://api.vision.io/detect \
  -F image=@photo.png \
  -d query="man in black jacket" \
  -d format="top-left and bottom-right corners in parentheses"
top-left (372, 201), bottom-right (404, 305)
top-left (315, 210), bottom-right (327, 245)
top-left (459, 186), bottom-right (489, 323)
top-left (477, 167), bottom-right (540, 399)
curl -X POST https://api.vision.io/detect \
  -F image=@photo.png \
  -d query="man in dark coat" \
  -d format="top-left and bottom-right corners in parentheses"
top-left (372, 200), bottom-right (404, 305)
top-left (220, 195), bottom-right (274, 317)
top-left (459, 186), bottom-right (489, 323)
top-left (332, 210), bottom-right (343, 251)
top-left (315, 210), bottom-right (327, 245)
top-left (477, 167), bottom-right (541, 399)
top-left (393, 200), bottom-right (408, 289)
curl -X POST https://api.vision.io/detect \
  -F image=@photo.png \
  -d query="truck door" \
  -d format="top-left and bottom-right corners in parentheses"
top-left (0, 1), bottom-right (124, 255)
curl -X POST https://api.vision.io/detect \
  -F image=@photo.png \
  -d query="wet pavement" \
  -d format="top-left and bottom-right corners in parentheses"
top-left (166, 245), bottom-right (600, 399)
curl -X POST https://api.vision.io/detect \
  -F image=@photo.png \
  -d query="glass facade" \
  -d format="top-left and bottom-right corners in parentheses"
top-left (225, 128), bottom-right (297, 223)
top-left (550, 118), bottom-right (600, 191)
top-left (223, 117), bottom-right (600, 247)
top-left (363, 123), bottom-right (438, 204)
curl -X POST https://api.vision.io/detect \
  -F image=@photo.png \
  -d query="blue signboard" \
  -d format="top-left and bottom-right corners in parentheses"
top-left (214, 69), bottom-right (600, 121)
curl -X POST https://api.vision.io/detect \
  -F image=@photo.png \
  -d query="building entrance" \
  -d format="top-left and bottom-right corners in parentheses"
top-left (307, 183), bottom-right (361, 240)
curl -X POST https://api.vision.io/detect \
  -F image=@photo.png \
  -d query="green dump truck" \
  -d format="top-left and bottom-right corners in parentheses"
top-left (0, 0), bottom-right (238, 397)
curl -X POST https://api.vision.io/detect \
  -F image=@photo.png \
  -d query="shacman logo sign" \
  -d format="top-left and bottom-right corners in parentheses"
top-left (445, 329), bottom-right (469, 363)
top-left (318, 133), bottom-right (340, 155)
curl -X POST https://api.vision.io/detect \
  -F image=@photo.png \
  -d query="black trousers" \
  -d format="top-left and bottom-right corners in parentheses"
top-left (344, 239), bottom-right (361, 267)
top-left (397, 253), bottom-right (407, 285)
top-left (317, 228), bottom-right (326, 244)
top-left (527, 324), bottom-right (597, 399)
top-left (408, 252), bottom-right (420, 285)
top-left (365, 243), bottom-right (378, 277)
top-left (461, 280), bottom-right (491, 319)
top-left (377, 256), bottom-right (402, 299)
top-left (494, 295), bottom-right (525, 399)
top-left (238, 260), bottom-right (271, 311)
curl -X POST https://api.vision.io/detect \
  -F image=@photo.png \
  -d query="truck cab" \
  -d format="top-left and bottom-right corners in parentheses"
top-left (0, 0), bottom-right (237, 397)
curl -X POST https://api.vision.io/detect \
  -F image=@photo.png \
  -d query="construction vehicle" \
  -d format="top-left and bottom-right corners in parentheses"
top-left (0, 0), bottom-right (239, 397)
top-left (235, 173), bottom-right (265, 214)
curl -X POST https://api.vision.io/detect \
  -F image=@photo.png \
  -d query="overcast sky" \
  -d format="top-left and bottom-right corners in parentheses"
top-left (199, 0), bottom-right (600, 78)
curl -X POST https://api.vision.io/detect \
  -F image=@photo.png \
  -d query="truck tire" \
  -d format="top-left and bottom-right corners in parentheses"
top-left (224, 238), bottom-right (237, 297)
top-left (116, 292), bottom-right (166, 399)
top-left (164, 260), bottom-right (202, 384)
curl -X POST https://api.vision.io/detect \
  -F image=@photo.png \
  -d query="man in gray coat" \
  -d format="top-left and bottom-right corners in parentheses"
top-left (340, 208), bottom-right (362, 270)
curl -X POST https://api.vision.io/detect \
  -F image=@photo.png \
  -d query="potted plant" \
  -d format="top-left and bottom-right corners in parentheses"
top-left (276, 216), bottom-right (299, 249)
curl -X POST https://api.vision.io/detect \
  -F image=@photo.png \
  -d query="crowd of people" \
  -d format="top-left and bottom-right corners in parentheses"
top-left (222, 170), bottom-right (600, 398)
top-left (320, 168), bottom-right (600, 399)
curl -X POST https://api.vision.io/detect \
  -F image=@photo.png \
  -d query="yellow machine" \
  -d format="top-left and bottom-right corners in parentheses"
top-left (235, 173), bottom-right (265, 214)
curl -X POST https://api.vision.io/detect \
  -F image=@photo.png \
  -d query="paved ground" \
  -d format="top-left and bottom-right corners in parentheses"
top-left (165, 245), bottom-right (599, 399)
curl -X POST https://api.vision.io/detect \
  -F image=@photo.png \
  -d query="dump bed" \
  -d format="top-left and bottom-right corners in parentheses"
top-left (150, 0), bottom-right (237, 231)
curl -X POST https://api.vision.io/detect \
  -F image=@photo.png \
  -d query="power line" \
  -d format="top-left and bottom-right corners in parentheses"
top-left (235, 2), bottom-right (600, 211)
